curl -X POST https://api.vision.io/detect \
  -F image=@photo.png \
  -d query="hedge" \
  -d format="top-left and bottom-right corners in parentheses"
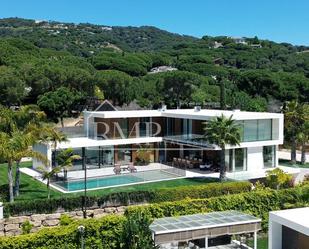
top-left (0, 215), bottom-right (126, 249)
top-left (126, 185), bottom-right (309, 230)
top-left (4, 181), bottom-right (251, 217)
top-left (1, 186), bottom-right (309, 248)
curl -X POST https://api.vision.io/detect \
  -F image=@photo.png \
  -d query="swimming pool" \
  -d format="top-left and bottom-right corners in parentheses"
top-left (53, 170), bottom-right (182, 192)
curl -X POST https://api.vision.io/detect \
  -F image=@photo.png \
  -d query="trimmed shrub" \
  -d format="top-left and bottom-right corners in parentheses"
top-left (152, 181), bottom-right (252, 202)
top-left (125, 185), bottom-right (309, 230)
top-left (4, 181), bottom-right (251, 217)
top-left (0, 186), bottom-right (308, 248)
top-left (0, 215), bottom-right (125, 249)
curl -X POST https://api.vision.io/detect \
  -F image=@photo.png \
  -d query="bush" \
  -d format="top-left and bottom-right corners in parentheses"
top-left (152, 181), bottom-right (252, 202)
top-left (125, 185), bottom-right (309, 230)
top-left (265, 168), bottom-right (293, 189)
top-left (120, 211), bottom-right (157, 249)
top-left (4, 181), bottom-right (251, 217)
top-left (21, 221), bottom-right (33, 235)
top-left (59, 214), bottom-right (73, 226)
top-left (1, 186), bottom-right (308, 248)
top-left (0, 215), bottom-right (125, 249)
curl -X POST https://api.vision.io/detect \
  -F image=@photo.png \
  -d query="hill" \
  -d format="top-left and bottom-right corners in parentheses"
top-left (0, 17), bottom-right (308, 122)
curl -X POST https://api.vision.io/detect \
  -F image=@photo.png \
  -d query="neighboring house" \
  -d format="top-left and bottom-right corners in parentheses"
top-left (250, 44), bottom-right (262, 48)
top-left (269, 208), bottom-right (309, 249)
top-left (33, 106), bottom-right (284, 178)
top-left (213, 41), bottom-right (223, 49)
top-left (149, 66), bottom-right (177, 74)
top-left (231, 37), bottom-right (248, 45)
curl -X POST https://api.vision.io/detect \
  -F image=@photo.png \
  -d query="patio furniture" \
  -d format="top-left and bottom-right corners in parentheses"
top-left (186, 160), bottom-right (194, 169)
top-left (173, 157), bottom-right (177, 167)
top-left (199, 163), bottom-right (212, 171)
top-left (127, 162), bottom-right (137, 173)
top-left (181, 159), bottom-right (186, 168)
top-left (113, 164), bottom-right (121, 175)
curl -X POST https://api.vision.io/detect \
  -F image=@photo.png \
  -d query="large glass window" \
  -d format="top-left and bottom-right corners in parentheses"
top-left (117, 145), bottom-right (132, 164)
top-left (243, 120), bottom-right (258, 142)
top-left (139, 117), bottom-right (150, 137)
top-left (234, 148), bottom-right (247, 171)
top-left (243, 119), bottom-right (272, 142)
top-left (181, 119), bottom-right (192, 138)
top-left (258, 119), bottom-right (272, 141)
top-left (226, 148), bottom-right (247, 172)
top-left (118, 119), bottom-right (128, 138)
top-left (166, 118), bottom-right (175, 136)
top-left (101, 146), bottom-right (114, 166)
top-left (263, 145), bottom-right (275, 168)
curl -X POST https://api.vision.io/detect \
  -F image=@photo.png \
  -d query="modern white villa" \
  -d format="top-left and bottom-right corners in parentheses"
top-left (31, 106), bottom-right (284, 192)
top-left (269, 208), bottom-right (309, 249)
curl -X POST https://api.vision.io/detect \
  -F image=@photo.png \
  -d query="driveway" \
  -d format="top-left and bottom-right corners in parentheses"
top-left (278, 150), bottom-right (308, 163)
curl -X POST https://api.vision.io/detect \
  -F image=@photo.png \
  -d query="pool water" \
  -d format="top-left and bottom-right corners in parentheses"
top-left (54, 170), bottom-right (180, 191)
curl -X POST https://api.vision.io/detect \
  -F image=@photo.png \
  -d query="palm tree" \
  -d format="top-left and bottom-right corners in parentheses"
top-left (284, 101), bottom-right (299, 163)
top-left (0, 132), bottom-right (17, 202)
top-left (13, 129), bottom-right (48, 197)
top-left (38, 166), bottom-right (61, 199)
top-left (0, 105), bottom-right (47, 199)
top-left (297, 120), bottom-right (309, 165)
top-left (0, 106), bottom-right (16, 134)
top-left (56, 148), bottom-right (81, 180)
top-left (14, 105), bottom-right (46, 130)
top-left (204, 115), bottom-right (241, 181)
top-left (283, 101), bottom-right (305, 163)
top-left (34, 125), bottom-right (67, 168)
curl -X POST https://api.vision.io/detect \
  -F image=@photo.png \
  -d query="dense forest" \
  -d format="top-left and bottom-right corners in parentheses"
top-left (0, 17), bottom-right (309, 121)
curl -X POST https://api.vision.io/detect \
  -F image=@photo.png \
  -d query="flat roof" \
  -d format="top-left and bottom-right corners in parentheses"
top-left (269, 207), bottom-right (309, 236)
top-left (56, 136), bottom-right (163, 149)
top-left (84, 108), bottom-right (283, 120)
top-left (150, 210), bottom-right (261, 235)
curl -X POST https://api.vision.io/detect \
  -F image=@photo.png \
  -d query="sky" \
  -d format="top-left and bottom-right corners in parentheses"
top-left (1, 0), bottom-right (309, 45)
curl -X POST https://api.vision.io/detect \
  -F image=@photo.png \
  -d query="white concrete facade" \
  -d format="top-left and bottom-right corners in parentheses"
top-left (33, 108), bottom-right (284, 177)
top-left (269, 208), bottom-right (309, 249)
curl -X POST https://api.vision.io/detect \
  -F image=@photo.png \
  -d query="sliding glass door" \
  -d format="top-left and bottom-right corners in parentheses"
top-left (263, 146), bottom-right (275, 168)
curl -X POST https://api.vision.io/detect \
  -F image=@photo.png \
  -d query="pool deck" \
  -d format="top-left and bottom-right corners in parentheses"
top-left (20, 164), bottom-right (300, 193)
top-left (20, 163), bottom-right (187, 193)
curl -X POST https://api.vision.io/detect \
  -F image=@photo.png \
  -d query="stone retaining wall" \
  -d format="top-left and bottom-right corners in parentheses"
top-left (0, 206), bottom-right (126, 236)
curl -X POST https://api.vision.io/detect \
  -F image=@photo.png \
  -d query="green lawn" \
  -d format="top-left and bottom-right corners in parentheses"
top-left (0, 162), bottom-right (61, 201)
top-left (0, 162), bottom-right (218, 202)
top-left (279, 159), bottom-right (309, 168)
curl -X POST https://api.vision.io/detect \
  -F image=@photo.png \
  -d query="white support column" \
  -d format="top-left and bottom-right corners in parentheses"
top-left (180, 145), bottom-right (184, 158)
top-left (254, 231), bottom-right (257, 249)
top-left (205, 236), bottom-right (208, 249)
top-left (164, 142), bottom-right (167, 163)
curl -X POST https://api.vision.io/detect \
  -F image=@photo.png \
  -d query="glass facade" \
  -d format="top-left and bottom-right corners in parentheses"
top-left (234, 148), bottom-right (246, 171)
top-left (117, 145), bottom-right (132, 164)
top-left (54, 146), bottom-right (115, 170)
top-left (263, 145), bottom-right (275, 168)
top-left (118, 119), bottom-right (128, 138)
top-left (166, 118), bottom-right (175, 136)
top-left (242, 119), bottom-right (272, 142)
top-left (139, 117), bottom-right (150, 137)
top-left (226, 148), bottom-right (247, 172)
top-left (181, 119), bottom-right (192, 138)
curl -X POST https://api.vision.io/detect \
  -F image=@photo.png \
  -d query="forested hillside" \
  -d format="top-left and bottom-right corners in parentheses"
top-left (0, 17), bottom-right (308, 120)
